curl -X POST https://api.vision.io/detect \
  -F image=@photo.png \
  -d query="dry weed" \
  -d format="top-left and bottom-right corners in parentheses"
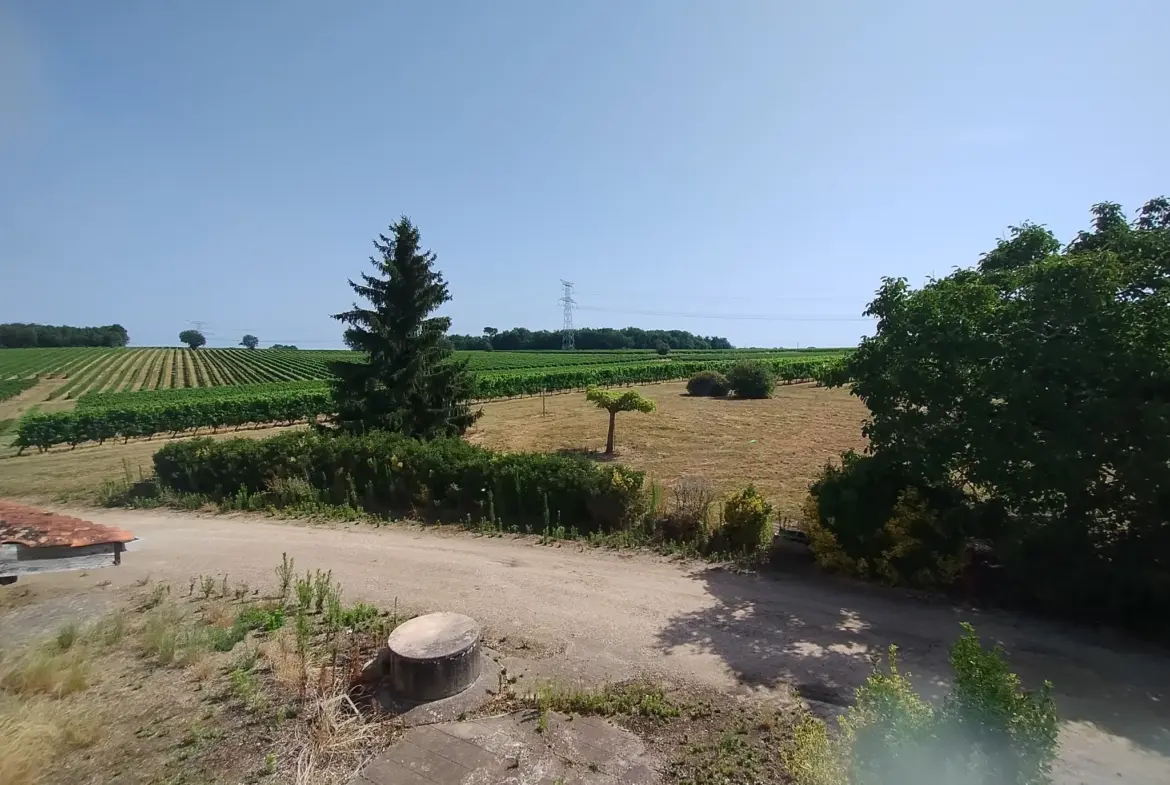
top-left (261, 627), bottom-right (309, 691)
top-left (0, 694), bottom-right (103, 785)
top-left (204, 600), bottom-right (234, 628)
top-left (0, 644), bottom-right (89, 698)
top-left (293, 687), bottom-right (390, 785)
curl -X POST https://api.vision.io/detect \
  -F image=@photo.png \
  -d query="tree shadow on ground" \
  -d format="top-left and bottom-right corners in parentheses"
top-left (555, 448), bottom-right (618, 463)
top-left (655, 562), bottom-right (1170, 756)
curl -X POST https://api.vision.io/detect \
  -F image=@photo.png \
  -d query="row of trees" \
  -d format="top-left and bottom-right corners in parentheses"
top-left (450, 326), bottom-right (733, 351)
top-left (807, 197), bottom-right (1170, 637)
top-left (176, 332), bottom-right (284, 350)
top-left (0, 323), bottom-right (129, 348)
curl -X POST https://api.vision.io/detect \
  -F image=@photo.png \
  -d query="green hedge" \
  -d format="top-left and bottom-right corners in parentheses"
top-left (152, 431), bottom-right (646, 534)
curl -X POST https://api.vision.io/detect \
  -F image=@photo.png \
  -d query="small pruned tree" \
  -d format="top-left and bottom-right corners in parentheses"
top-left (240, 334), bottom-right (259, 349)
top-left (585, 387), bottom-right (656, 455)
top-left (178, 329), bottom-right (206, 350)
top-left (654, 340), bottom-right (670, 356)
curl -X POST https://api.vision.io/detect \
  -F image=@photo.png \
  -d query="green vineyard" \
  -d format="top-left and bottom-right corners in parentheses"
top-left (0, 347), bottom-right (843, 396)
top-left (1, 347), bottom-right (848, 452)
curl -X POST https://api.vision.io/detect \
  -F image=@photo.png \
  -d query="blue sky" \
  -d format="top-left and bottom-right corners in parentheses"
top-left (2, 1), bottom-right (1166, 349)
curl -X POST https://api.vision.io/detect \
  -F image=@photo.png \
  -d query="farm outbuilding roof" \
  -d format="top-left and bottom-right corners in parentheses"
top-left (0, 501), bottom-right (135, 548)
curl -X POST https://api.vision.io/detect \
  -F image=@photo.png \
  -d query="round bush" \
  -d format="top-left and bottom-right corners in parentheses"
top-left (686, 370), bottom-right (730, 397)
top-left (726, 361), bottom-right (775, 399)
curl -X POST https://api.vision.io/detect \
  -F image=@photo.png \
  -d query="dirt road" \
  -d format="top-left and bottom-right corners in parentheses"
top-left (12, 509), bottom-right (1170, 784)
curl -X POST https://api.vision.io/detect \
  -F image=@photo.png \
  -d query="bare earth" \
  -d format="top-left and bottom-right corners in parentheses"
top-left (9, 508), bottom-right (1168, 785)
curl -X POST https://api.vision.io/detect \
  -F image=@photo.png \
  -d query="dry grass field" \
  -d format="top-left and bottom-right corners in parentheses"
top-left (467, 381), bottom-right (868, 518)
top-left (0, 425), bottom-right (301, 502)
top-left (0, 381), bottom-right (869, 517)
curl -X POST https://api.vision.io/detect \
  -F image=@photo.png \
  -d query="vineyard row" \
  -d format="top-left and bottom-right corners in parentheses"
top-left (14, 357), bottom-right (840, 452)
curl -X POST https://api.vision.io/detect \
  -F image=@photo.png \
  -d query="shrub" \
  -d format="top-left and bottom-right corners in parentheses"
top-left (713, 485), bottom-right (773, 554)
top-left (785, 624), bottom-right (1059, 785)
top-left (726, 361), bottom-right (774, 398)
top-left (686, 370), bottom-right (730, 397)
top-left (654, 341), bottom-right (670, 356)
top-left (659, 477), bottom-right (716, 543)
top-left (152, 431), bottom-right (646, 535)
top-left (802, 451), bottom-right (970, 587)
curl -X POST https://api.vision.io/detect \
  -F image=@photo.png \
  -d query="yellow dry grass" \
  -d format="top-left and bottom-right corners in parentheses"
top-left (467, 381), bottom-right (869, 518)
top-left (0, 694), bottom-right (104, 785)
top-left (0, 424), bottom-right (302, 501)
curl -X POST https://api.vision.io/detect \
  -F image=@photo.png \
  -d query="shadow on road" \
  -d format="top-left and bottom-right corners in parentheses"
top-left (655, 562), bottom-right (1170, 756)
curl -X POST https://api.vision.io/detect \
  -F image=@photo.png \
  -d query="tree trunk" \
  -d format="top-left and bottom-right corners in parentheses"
top-left (606, 411), bottom-right (616, 455)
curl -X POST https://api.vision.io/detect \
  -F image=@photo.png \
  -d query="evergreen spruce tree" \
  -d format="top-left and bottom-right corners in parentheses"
top-left (329, 217), bottom-right (480, 438)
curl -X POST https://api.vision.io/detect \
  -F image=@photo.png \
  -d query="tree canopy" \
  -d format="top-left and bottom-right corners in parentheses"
top-left (0, 323), bottom-right (129, 348)
top-left (822, 197), bottom-right (1170, 634)
top-left (178, 329), bottom-right (206, 350)
top-left (586, 387), bottom-right (656, 454)
top-left (240, 334), bottom-right (259, 349)
top-left (329, 217), bottom-right (479, 438)
top-left (448, 327), bottom-right (733, 351)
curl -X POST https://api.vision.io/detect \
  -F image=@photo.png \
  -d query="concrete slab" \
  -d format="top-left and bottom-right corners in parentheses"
top-left (350, 711), bottom-right (660, 785)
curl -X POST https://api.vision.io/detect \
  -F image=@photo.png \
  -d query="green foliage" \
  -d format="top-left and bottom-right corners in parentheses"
top-left (714, 485), bottom-right (773, 554)
top-left (686, 370), bottom-right (730, 397)
top-left (534, 682), bottom-right (679, 721)
top-left (449, 325), bottom-right (733, 351)
top-left (178, 330), bottom-right (206, 350)
top-left (235, 605), bottom-right (286, 633)
top-left (654, 340), bottom-right (670, 356)
top-left (0, 377), bottom-right (37, 403)
top-left (802, 452), bottom-right (970, 587)
top-left (0, 322), bottom-right (128, 348)
top-left (943, 624), bottom-right (1059, 784)
top-left (152, 429), bottom-right (648, 534)
top-left (336, 602), bottom-right (380, 632)
top-left (835, 197), bottom-right (1170, 633)
top-left (585, 387), bottom-right (656, 414)
top-left (726, 361), bottom-right (775, 398)
top-left (239, 334), bottom-right (259, 350)
top-left (329, 217), bottom-right (480, 438)
top-left (786, 626), bottom-right (1059, 785)
top-left (585, 386), bottom-right (656, 455)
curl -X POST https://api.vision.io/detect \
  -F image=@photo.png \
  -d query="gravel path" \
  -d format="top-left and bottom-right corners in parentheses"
top-left (10, 508), bottom-right (1170, 784)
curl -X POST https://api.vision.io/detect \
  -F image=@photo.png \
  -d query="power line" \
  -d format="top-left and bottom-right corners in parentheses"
top-left (572, 290), bottom-right (862, 303)
top-left (574, 305), bottom-right (872, 322)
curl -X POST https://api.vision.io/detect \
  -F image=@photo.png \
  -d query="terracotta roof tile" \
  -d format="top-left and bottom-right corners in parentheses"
top-left (0, 501), bottom-right (136, 549)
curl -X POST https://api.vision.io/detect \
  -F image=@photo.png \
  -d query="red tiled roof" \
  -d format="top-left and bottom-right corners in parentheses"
top-left (0, 501), bottom-right (135, 549)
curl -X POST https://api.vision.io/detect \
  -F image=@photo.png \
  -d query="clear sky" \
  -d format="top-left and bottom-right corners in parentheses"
top-left (2, 1), bottom-right (1166, 349)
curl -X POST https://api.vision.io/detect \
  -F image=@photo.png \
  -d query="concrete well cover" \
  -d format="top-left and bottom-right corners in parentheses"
top-left (388, 612), bottom-right (480, 660)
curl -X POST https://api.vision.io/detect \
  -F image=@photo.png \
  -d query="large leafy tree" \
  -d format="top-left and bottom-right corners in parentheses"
top-left (835, 198), bottom-right (1170, 630)
top-left (329, 217), bottom-right (480, 438)
top-left (178, 329), bottom-right (206, 349)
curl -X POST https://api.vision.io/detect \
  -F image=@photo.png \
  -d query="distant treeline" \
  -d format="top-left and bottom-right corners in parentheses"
top-left (449, 327), bottom-right (733, 351)
top-left (0, 323), bottom-right (130, 349)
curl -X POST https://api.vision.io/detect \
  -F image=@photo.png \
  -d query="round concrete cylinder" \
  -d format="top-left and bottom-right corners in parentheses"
top-left (386, 612), bottom-right (483, 702)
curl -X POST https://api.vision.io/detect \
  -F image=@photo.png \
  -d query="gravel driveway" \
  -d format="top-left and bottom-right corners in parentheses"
top-left (8, 508), bottom-right (1169, 785)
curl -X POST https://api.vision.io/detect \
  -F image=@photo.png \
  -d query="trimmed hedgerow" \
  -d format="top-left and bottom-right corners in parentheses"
top-left (153, 431), bottom-right (645, 534)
